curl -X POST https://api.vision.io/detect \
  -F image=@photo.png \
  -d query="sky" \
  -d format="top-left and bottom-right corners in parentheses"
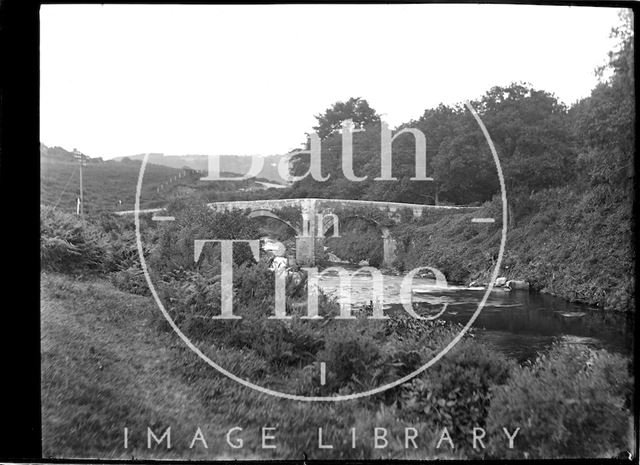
top-left (40, 4), bottom-right (628, 159)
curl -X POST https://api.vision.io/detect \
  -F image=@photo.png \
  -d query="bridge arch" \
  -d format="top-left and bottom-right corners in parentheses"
top-left (248, 209), bottom-right (301, 236)
top-left (204, 199), bottom-right (479, 267)
top-left (322, 214), bottom-right (397, 268)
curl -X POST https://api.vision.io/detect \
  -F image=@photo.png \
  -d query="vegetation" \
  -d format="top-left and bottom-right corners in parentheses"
top-left (287, 13), bottom-right (632, 207)
top-left (325, 218), bottom-right (383, 266)
top-left (41, 197), bottom-right (634, 459)
top-left (392, 185), bottom-right (633, 310)
top-left (41, 144), bottom-right (286, 214)
top-left (40, 12), bottom-right (634, 460)
top-left (313, 96), bottom-right (380, 140)
top-left (41, 264), bottom-right (634, 460)
top-left (485, 343), bottom-right (633, 459)
top-left (285, 12), bottom-right (634, 311)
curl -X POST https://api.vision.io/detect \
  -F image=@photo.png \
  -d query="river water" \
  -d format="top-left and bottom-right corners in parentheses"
top-left (315, 264), bottom-right (633, 362)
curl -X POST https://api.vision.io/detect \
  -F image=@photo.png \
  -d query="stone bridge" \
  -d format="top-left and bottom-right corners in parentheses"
top-left (207, 198), bottom-right (479, 268)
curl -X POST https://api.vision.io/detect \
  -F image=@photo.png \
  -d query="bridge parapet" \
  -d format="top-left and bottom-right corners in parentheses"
top-left (206, 199), bottom-right (479, 267)
top-left (207, 198), bottom-right (307, 213)
top-left (115, 199), bottom-right (480, 268)
top-left (208, 198), bottom-right (478, 218)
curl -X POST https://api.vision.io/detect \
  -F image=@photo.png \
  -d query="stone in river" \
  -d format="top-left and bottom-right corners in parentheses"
top-left (506, 279), bottom-right (530, 290)
top-left (495, 277), bottom-right (508, 287)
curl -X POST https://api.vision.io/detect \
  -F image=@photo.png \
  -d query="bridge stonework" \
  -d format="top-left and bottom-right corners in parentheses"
top-left (207, 198), bottom-right (478, 268)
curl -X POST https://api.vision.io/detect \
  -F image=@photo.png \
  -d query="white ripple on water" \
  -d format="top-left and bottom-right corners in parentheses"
top-left (318, 273), bottom-right (479, 307)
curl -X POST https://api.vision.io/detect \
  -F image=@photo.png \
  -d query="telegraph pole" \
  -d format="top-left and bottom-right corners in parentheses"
top-left (74, 149), bottom-right (85, 218)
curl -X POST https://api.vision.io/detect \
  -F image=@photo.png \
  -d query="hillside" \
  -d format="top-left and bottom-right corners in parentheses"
top-left (392, 186), bottom-right (634, 312)
top-left (40, 145), bottom-right (284, 215)
top-left (114, 153), bottom-right (290, 185)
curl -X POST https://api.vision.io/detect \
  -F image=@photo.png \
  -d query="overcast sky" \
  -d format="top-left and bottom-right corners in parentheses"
top-left (40, 4), bottom-right (627, 159)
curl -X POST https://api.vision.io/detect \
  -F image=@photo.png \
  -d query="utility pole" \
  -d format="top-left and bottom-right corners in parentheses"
top-left (73, 149), bottom-right (85, 218)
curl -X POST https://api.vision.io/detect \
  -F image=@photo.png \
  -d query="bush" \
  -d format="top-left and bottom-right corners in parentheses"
top-left (397, 338), bottom-right (515, 453)
top-left (41, 205), bottom-right (110, 274)
top-left (316, 321), bottom-right (382, 391)
top-left (149, 202), bottom-right (261, 274)
top-left (109, 266), bottom-right (150, 296)
top-left (484, 343), bottom-right (633, 459)
top-left (325, 219), bottom-right (384, 266)
top-left (157, 258), bottom-right (326, 372)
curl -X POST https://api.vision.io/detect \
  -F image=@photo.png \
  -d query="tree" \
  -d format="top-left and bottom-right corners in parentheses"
top-left (478, 85), bottom-right (576, 195)
top-left (430, 83), bottom-right (577, 224)
top-left (313, 97), bottom-right (380, 140)
top-left (432, 117), bottom-right (498, 205)
top-left (571, 10), bottom-right (634, 194)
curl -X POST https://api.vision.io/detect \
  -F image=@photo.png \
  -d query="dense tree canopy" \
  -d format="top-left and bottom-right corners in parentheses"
top-left (285, 12), bottom-right (633, 210)
top-left (571, 10), bottom-right (634, 195)
top-left (288, 84), bottom-right (580, 205)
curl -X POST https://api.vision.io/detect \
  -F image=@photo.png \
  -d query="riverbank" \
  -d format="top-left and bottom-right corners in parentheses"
top-left (392, 186), bottom-right (634, 313)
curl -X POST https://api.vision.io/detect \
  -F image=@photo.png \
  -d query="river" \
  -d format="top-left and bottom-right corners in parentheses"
top-left (314, 263), bottom-right (633, 362)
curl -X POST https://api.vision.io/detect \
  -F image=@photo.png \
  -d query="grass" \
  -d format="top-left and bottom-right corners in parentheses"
top-left (393, 186), bottom-right (634, 312)
top-left (40, 157), bottom-right (192, 215)
top-left (41, 273), bottom-right (217, 459)
top-left (41, 270), bottom-right (633, 460)
top-left (40, 273), bottom-right (471, 460)
top-left (41, 149), bottom-right (284, 216)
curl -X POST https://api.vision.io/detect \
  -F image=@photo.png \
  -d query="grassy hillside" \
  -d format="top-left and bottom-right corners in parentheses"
top-left (116, 153), bottom-right (290, 184)
top-left (41, 156), bottom-right (183, 214)
top-left (40, 271), bottom-right (633, 460)
top-left (41, 145), bottom-right (285, 215)
top-left (40, 273), bottom-right (468, 460)
top-left (393, 185), bottom-right (634, 312)
top-left (41, 274), bottom-right (214, 459)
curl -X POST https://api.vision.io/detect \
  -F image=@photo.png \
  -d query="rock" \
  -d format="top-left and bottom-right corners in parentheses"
top-left (358, 260), bottom-right (370, 266)
top-left (506, 279), bottom-right (530, 290)
top-left (493, 286), bottom-right (511, 292)
top-left (495, 277), bottom-right (507, 287)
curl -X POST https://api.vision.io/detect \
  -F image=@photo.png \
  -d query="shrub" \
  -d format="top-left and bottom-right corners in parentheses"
top-left (41, 205), bottom-right (110, 274)
top-left (347, 404), bottom-right (464, 459)
top-left (397, 338), bottom-right (514, 453)
top-left (149, 202), bottom-right (261, 274)
top-left (484, 343), bottom-right (633, 459)
top-left (109, 266), bottom-right (150, 296)
top-left (157, 258), bottom-right (325, 371)
top-left (325, 220), bottom-right (383, 266)
top-left (253, 318), bottom-right (324, 368)
top-left (320, 322), bottom-right (381, 389)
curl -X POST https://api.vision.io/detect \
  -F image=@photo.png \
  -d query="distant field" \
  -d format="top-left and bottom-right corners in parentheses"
top-left (40, 155), bottom-right (283, 215)
top-left (40, 157), bottom-right (193, 214)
